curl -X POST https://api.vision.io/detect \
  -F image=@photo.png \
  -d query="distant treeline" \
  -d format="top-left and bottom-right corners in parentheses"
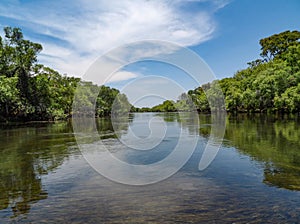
top-left (142, 30), bottom-right (300, 113)
top-left (0, 27), bottom-right (130, 121)
top-left (1, 28), bottom-right (300, 122)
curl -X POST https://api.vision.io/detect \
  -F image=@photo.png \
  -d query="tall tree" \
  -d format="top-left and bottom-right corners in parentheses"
top-left (259, 30), bottom-right (300, 61)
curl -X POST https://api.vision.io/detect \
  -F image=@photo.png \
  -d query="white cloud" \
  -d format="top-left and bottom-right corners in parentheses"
top-left (0, 0), bottom-right (228, 79)
top-left (107, 71), bottom-right (139, 83)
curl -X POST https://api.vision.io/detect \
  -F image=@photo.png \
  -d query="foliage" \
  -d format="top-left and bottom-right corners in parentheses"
top-left (0, 27), bottom-right (131, 121)
top-left (0, 76), bottom-right (20, 119)
top-left (151, 30), bottom-right (300, 114)
top-left (152, 100), bottom-right (176, 112)
top-left (1, 27), bottom-right (300, 119)
top-left (259, 30), bottom-right (300, 61)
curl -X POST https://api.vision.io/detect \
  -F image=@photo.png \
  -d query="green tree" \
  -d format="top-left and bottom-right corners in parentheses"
top-left (3, 27), bottom-right (42, 100)
top-left (97, 86), bottom-right (120, 116)
top-left (206, 81), bottom-right (225, 112)
top-left (274, 84), bottom-right (300, 112)
top-left (0, 27), bottom-right (133, 121)
top-left (111, 93), bottom-right (132, 117)
top-left (152, 100), bottom-right (176, 112)
top-left (188, 87), bottom-right (209, 112)
top-left (0, 76), bottom-right (20, 119)
top-left (260, 30), bottom-right (300, 61)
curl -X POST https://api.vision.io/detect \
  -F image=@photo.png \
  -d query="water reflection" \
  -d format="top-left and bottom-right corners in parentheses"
top-left (199, 113), bottom-right (300, 191)
top-left (0, 113), bottom-right (300, 223)
top-left (0, 117), bottom-right (131, 218)
top-left (0, 122), bottom-right (75, 217)
top-left (114, 112), bottom-right (199, 165)
top-left (156, 112), bottom-right (199, 135)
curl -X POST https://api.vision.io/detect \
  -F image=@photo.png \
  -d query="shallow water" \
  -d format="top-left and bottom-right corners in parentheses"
top-left (0, 113), bottom-right (299, 223)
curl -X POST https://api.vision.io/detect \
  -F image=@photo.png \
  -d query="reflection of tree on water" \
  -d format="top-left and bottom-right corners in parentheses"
top-left (264, 163), bottom-right (300, 191)
top-left (0, 159), bottom-right (47, 217)
top-left (199, 113), bottom-right (300, 191)
top-left (0, 122), bottom-right (75, 217)
top-left (72, 114), bottom-right (132, 142)
top-left (155, 112), bottom-right (200, 135)
top-left (111, 114), bottom-right (133, 136)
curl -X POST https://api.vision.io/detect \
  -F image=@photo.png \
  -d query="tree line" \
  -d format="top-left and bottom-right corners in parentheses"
top-left (0, 27), bottom-right (130, 121)
top-left (1, 27), bottom-right (299, 121)
top-left (147, 30), bottom-right (300, 113)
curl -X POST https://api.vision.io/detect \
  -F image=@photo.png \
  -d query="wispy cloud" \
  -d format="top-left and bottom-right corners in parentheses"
top-left (0, 0), bottom-right (229, 80)
top-left (107, 71), bottom-right (140, 83)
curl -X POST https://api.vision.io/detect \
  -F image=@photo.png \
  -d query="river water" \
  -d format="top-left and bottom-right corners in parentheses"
top-left (0, 113), bottom-right (299, 223)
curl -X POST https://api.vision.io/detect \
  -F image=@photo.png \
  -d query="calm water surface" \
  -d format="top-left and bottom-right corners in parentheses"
top-left (0, 113), bottom-right (299, 223)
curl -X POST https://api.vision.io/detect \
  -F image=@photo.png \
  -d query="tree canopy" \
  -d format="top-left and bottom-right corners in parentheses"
top-left (1, 28), bottom-right (300, 120)
top-left (259, 30), bottom-right (300, 61)
top-left (0, 27), bottom-right (131, 121)
top-left (149, 30), bottom-right (300, 114)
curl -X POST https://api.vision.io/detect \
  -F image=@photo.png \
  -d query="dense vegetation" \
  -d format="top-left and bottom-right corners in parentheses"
top-left (1, 28), bottom-right (299, 121)
top-left (149, 30), bottom-right (300, 113)
top-left (0, 27), bottom-right (130, 121)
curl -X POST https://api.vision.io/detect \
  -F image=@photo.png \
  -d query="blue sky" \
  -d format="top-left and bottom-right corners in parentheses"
top-left (0, 0), bottom-right (299, 106)
top-left (194, 0), bottom-right (300, 78)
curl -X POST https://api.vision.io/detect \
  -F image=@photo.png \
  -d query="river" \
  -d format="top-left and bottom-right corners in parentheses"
top-left (0, 113), bottom-right (299, 223)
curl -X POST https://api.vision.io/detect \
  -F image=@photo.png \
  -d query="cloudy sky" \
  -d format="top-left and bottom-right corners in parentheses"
top-left (0, 0), bottom-right (299, 106)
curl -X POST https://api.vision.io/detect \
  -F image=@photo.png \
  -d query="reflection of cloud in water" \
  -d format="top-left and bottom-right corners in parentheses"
top-left (79, 112), bottom-right (200, 185)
